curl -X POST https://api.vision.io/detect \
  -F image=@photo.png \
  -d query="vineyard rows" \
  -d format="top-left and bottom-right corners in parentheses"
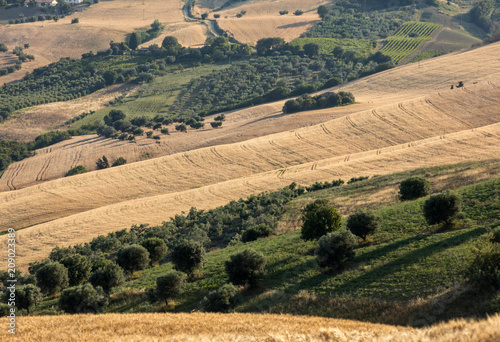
top-left (380, 22), bottom-right (441, 64)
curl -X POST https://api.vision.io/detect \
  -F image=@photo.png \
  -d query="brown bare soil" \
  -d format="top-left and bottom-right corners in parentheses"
top-left (1, 42), bottom-right (500, 271)
top-left (0, 83), bottom-right (137, 142)
top-left (2, 312), bottom-right (499, 341)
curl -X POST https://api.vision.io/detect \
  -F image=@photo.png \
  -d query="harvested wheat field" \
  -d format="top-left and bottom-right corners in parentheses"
top-left (2, 42), bottom-right (500, 270)
top-left (0, 0), bottom-right (210, 84)
top-left (0, 83), bottom-right (137, 142)
top-left (194, 0), bottom-right (328, 43)
top-left (4, 120), bottom-right (500, 271)
top-left (2, 312), bottom-right (500, 341)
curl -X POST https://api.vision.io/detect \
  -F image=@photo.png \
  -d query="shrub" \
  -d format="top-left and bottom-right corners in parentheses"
top-left (112, 157), bottom-right (127, 167)
top-left (210, 121), bottom-right (222, 128)
top-left (202, 283), bottom-right (241, 312)
top-left (225, 249), bottom-right (266, 287)
top-left (60, 254), bottom-right (92, 286)
top-left (171, 240), bottom-right (205, 275)
top-left (65, 165), bottom-right (88, 177)
top-left (161, 128), bottom-right (169, 135)
top-left (279, 10), bottom-right (289, 15)
top-left (214, 14), bottom-right (220, 19)
top-left (95, 155), bottom-right (110, 170)
top-left (116, 245), bottom-right (150, 274)
top-left (315, 230), bottom-right (358, 272)
top-left (294, 10), bottom-right (303, 16)
top-left (58, 283), bottom-right (107, 314)
top-left (468, 243), bottom-right (500, 290)
top-left (89, 262), bottom-right (125, 294)
top-left (399, 177), bottom-right (431, 201)
top-left (141, 238), bottom-right (168, 266)
top-left (347, 210), bottom-right (381, 241)
top-left (71, 18), bottom-right (79, 24)
top-left (423, 192), bottom-right (461, 226)
top-left (241, 224), bottom-right (273, 242)
top-left (155, 270), bottom-right (186, 305)
top-left (35, 261), bottom-right (69, 295)
top-left (146, 131), bottom-right (154, 137)
top-left (301, 199), bottom-right (341, 240)
top-left (0, 304), bottom-right (9, 316)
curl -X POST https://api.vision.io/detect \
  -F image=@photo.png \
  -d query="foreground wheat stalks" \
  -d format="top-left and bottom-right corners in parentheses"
top-left (1, 312), bottom-right (499, 341)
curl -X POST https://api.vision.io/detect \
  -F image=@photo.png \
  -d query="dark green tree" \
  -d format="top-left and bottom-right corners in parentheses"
top-left (129, 32), bottom-right (141, 50)
top-left (15, 284), bottom-right (43, 315)
top-left (60, 254), bottom-right (92, 286)
top-left (317, 5), bottom-right (329, 19)
top-left (303, 43), bottom-right (320, 58)
top-left (225, 249), bottom-right (266, 287)
top-left (116, 244), bottom-right (150, 274)
top-left (301, 199), bottom-right (341, 240)
top-left (58, 283), bottom-right (107, 313)
top-left (315, 230), bottom-right (358, 272)
top-left (171, 240), bottom-right (205, 275)
top-left (162, 36), bottom-right (182, 55)
top-left (141, 238), bottom-right (168, 266)
top-left (95, 155), bottom-right (109, 170)
top-left (423, 192), bottom-right (461, 226)
top-left (347, 210), bottom-right (381, 241)
top-left (155, 270), bottom-right (186, 305)
top-left (35, 261), bottom-right (69, 295)
top-left (399, 177), bottom-right (431, 201)
top-left (202, 283), bottom-right (241, 312)
top-left (89, 262), bottom-right (125, 294)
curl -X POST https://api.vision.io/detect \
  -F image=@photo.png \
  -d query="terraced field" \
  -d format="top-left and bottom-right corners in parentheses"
top-left (1, 42), bottom-right (500, 271)
top-left (380, 22), bottom-right (442, 64)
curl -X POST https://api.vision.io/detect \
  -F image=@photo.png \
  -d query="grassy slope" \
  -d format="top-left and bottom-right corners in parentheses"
top-left (34, 161), bottom-right (499, 326)
top-left (70, 63), bottom-right (230, 129)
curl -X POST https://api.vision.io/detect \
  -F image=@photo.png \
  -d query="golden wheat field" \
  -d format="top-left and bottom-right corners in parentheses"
top-left (0, 0), bottom-right (210, 84)
top-left (1, 42), bottom-right (500, 270)
top-left (195, 0), bottom-right (328, 43)
top-left (1, 312), bottom-right (499, 341)
top-left (0, 83), bottom-right (137, 142)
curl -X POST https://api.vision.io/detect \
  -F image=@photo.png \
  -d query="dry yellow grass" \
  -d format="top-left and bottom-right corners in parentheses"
top-left (1, 312), bottom-right (499, 341)
top-left (196, 0), bottom-right (329, 43)
top-left (0, 83), bottom-right (137, 142)
top-left (1, 42), bottom-right (500, 271)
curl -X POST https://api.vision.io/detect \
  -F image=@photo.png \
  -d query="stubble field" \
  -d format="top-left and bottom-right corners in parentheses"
top-left (1, 42), bottom-right (500, 271)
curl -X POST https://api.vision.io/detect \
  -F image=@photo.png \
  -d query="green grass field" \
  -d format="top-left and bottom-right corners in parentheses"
top-left (288, 38), bottom-right (375, 57)
top-left (70, 63), bottom-right (230, 129)
top-left (34, 160), bottom-right (498, 325)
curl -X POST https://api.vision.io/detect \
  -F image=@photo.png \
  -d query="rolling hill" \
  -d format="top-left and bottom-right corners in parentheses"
top-left (1, 42), bottom-right (500, 271)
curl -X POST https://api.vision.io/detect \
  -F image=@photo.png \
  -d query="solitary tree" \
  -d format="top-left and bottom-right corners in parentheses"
top-left (301, 199), bottom-right (342, 240)
top-left (347, 210), bottom-right (381, 241)
top-left (423, 192), bottom-right (461, 226)
top-left (128, 32), bottom-right (141, 50)
top-left (225, 249), bottom-right (266, 287)
top-left (171, 240), bottom-right (205, 275)
top-left (116, 245), bottom-right (150, 274)
top-left (315, 230), bottom-right (358, 272)
top-left (399, 177), bottom-right (431, 201)
top-left (155, 270), bottom-right (186, 306)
